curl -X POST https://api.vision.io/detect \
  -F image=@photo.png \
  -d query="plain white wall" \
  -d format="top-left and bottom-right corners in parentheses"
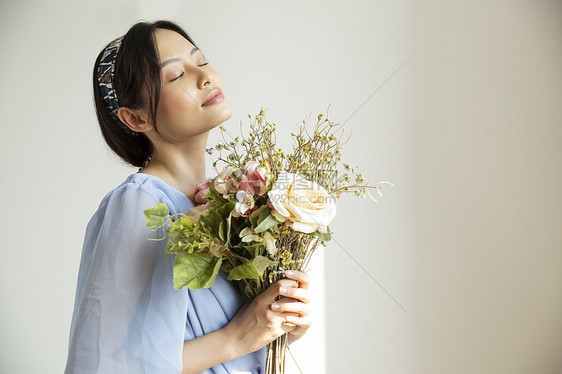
top-left (411, 2), bottom-right (562, 373)
top-left (1, 1), bottom-right (561, 374)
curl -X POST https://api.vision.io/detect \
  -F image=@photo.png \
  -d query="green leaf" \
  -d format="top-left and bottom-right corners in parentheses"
top-left (173, 251), bottom-right (222, 289)
top-left (215, 202), bottom-right (235, 244)
top-left (241, 242), bottom-right (265, 257)
top-left (199, 209), bottom-right (223, 238)
top-left (227, 258), bottom-right (260, 280)
top-left (253, 255), bottom-right (276, 274)
top-left (217, 201), bottom-right (236, 219)
top-left (254, 214), bottom-right (279, 233)
top-left (227, 255), bottom-right (275, 281)
top-left (249, 205), bottom-right (269, 228)
top-left (310, 226), bottom-right (332, 242)
top-left (229, 249), bottom-right (251, 262)
top-left (165, 216), bottom-right (195, 254)
top-left (144, 203), bottom-right (170, 227)
top-left (243, 278), bottom-right (262, 300)
top-left (255, 206), bottom-right (272, 227)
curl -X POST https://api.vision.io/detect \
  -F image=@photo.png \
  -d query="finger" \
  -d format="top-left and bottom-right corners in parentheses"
top-left (266, 312), bottom-right (295, 336)
top-left (261, 279), bottom-right (301, 302)
top-left (280, 319), bottom-right (296, 333)
top-left (276, 278), bottom-right (300, 289)
top-left (279, 286), bottom-right (310, 303)
top-left (284, 270), bottom-right (310, 290)
top-left (259, 280), bottom-right (293, 302)
top-left (280, 311), bottom-right (300, 328)
top-left (284, 314), bottom-right (312, 327)
top-left (271, 300), bottom-right (310, 316)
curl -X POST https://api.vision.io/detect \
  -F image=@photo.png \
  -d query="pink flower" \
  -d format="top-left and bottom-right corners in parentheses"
top-left (194, 174), bottom-right (235, 204)
top-left (194, 180), bottom-right (211, 204)
top-left (239, 161), bottom-right (269, 196)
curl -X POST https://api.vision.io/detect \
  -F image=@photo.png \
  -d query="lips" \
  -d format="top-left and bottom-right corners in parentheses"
top-left (202, 88), bottom-right (223, 106)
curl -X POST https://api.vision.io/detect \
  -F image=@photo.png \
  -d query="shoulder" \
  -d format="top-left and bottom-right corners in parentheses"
top-left (84, 173), bottom-right (193, 237)
top-left (100, 173), bottom-right (193, 216)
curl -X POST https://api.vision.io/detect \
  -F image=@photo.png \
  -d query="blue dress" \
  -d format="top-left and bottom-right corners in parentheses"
top-left (64, 173), bottom-right (266, 374)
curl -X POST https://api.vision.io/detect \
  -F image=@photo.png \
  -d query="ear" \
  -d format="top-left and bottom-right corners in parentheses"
top-left (117, 107), bottom-right (152, 133)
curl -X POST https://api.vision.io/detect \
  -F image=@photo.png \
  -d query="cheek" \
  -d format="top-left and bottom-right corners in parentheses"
top-left (156, 88), bottom-right (203, 133)
top-left (159, 87), bottom-right (198, 115)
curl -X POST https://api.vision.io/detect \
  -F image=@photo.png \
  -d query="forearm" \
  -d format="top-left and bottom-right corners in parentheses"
top-left (181, 326), bottom-right (244, 374)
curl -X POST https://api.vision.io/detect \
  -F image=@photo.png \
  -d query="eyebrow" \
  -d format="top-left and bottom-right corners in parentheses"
top-left (160, 47), bottom-right (200, 68)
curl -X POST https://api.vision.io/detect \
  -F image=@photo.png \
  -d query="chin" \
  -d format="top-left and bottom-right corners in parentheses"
top-left (211, 99), bottom-right (233, 128)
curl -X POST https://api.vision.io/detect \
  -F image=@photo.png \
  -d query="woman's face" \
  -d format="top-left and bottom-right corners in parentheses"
top-left (149, 28), bottom-right (231, 141)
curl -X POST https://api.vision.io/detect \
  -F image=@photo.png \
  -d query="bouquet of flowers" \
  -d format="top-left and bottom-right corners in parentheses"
top-left (144, 107), bottom-right (392, 373)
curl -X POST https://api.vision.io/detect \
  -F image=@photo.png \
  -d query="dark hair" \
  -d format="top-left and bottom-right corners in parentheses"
top-left (93, 20), bottom-right (200, 167)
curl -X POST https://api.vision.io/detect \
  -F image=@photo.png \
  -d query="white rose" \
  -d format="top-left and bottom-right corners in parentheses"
top-left (267, 171), bottom-right (336, 234)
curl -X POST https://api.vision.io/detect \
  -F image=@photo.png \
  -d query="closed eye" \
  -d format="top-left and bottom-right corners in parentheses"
top-left (170, 62), bottom-right (209, 82)
top-left (170, 72), bottom-right (184, 82)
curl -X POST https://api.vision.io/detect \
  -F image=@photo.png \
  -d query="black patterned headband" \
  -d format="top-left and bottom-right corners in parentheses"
top-left (96, 36), bottom-right (138, 136)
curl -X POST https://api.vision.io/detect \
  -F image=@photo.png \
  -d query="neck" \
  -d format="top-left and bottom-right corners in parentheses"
top-left (139, 132), bottom-right (210, 202)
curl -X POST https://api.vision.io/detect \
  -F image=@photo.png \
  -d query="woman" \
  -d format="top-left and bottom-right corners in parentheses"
top-left (64, 20), bottom-right (312, 374)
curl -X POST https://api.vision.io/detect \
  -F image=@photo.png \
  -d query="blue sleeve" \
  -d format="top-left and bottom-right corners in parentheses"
top-left (65, 186), bottom-right (188, 374)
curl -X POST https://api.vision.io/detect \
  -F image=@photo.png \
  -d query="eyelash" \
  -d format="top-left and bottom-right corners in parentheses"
top-left (170, 62), bottom-right (209, 82)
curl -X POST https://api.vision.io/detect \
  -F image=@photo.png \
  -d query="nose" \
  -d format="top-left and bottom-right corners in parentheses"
top-left (198, 66), bottom-right (214, 90)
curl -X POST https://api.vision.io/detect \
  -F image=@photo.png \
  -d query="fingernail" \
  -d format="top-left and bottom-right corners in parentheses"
top-left (279, 287), bottom-right (287, 294)
top-left (285, 270), bottom-right (294, 277)
top-left (271, 303), bottom-right (280, 310)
